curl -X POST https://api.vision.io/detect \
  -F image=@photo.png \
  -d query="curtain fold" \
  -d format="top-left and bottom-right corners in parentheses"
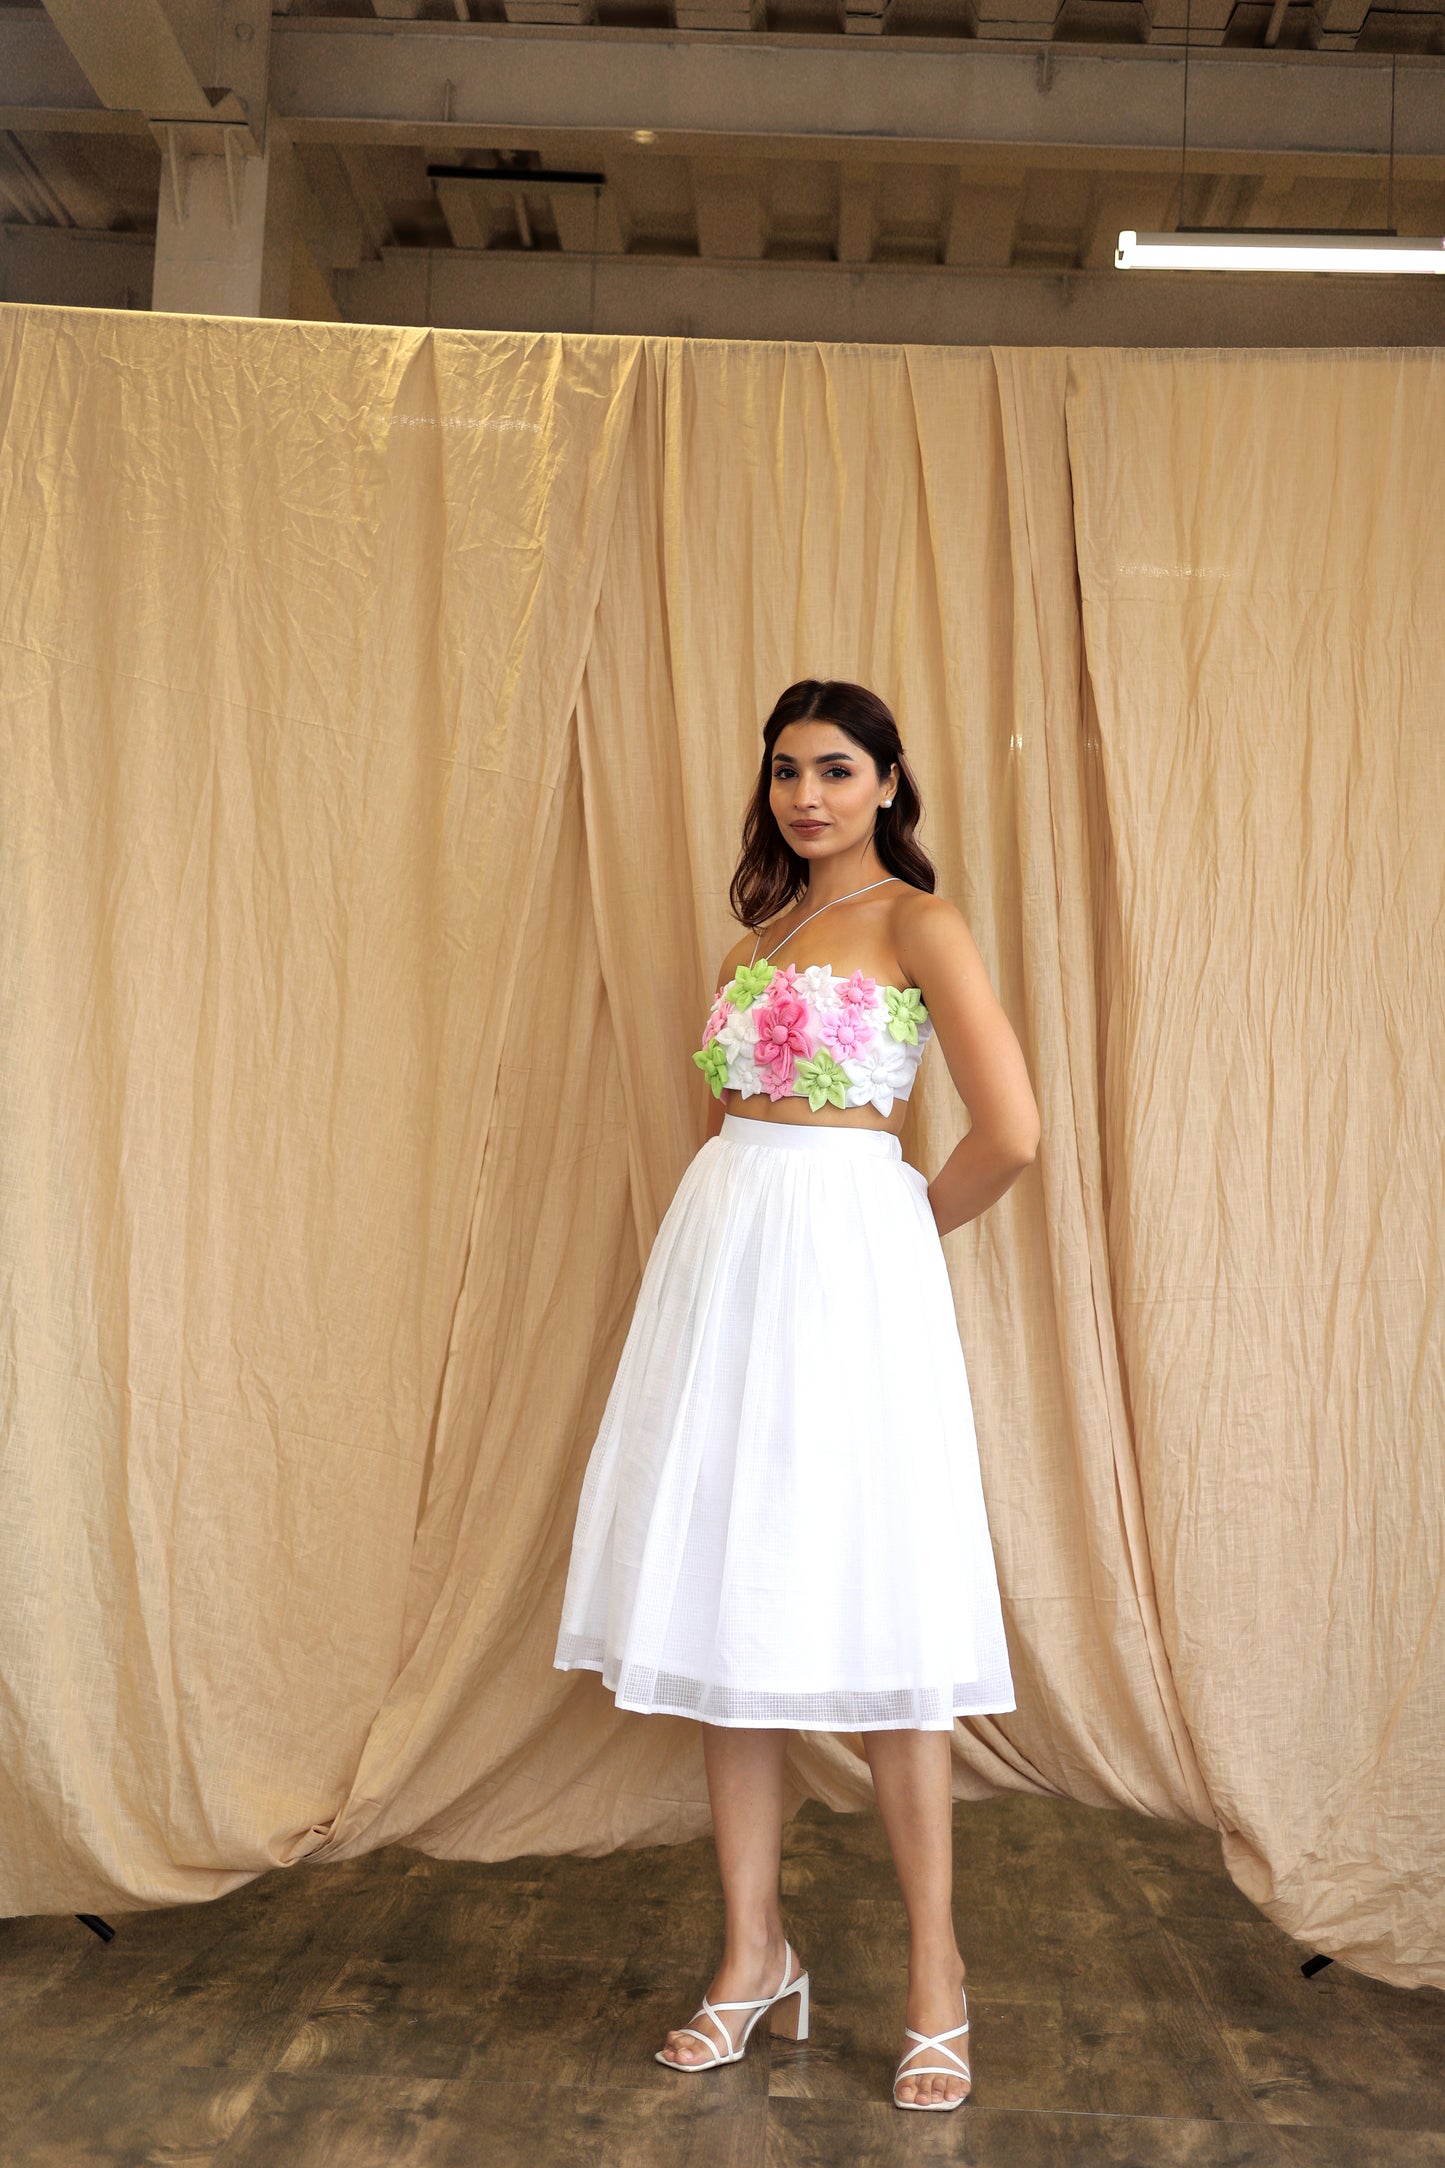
top-left (0, 305), bottom-right (1439, 1989)
top-left (0, 309), bottom-right (643, 1902)
top-left (985, 346), bottom-right (1216, 1826)
top-left (1061, 347), bottom-right (1445, 1989)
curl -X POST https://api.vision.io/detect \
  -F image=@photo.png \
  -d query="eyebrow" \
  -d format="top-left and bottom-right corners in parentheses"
top-left (772, 748), bottom-right (857, 763)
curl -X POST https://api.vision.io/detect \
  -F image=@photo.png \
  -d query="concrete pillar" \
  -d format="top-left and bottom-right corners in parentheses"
top-left (151, 122), bottom-right (272, 317)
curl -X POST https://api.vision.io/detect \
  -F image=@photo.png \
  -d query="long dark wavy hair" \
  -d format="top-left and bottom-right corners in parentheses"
top-left (728, 679), bottom-right (937, 934)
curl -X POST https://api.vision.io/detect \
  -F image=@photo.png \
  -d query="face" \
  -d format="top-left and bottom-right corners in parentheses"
top-left (768, 721), bottom-right (897, 857)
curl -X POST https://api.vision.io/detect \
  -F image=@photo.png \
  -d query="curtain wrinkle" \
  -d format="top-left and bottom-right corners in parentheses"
top-left (392, 327), bottom-right (449, 1569)
top-left (398, 342), bottom-right (641, 1578)
top-left (993, 346), bottom-right (1216, 1830)
top-left (575, 347), bottom-right (703, 1260)
top-left (1, 307), bottom-right (1440, 1988)
top-left (312, 339), bottom-right (648, 1863)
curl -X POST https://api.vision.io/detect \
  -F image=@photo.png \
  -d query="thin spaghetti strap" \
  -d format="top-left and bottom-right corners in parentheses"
top-left (757, 875), bottom-right (898, 967)
top-left (749, 928), bottom-right (761, 965)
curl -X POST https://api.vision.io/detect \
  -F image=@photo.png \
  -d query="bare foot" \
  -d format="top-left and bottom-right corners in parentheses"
top-left (894, 1955), bottom-right (970, 2108)
top-left (658, 1937), bottom-right (801, 2068)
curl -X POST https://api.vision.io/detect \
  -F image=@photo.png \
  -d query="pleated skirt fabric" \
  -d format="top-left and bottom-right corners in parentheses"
top-left (552, 1111), bottom-right (1016, 1732)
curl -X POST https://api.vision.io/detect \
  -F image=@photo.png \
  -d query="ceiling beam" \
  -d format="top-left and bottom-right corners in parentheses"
top-left (693, 157), bottom-right (769, 257)
top-left (676, 0), bottom-right (767, 28)
top-left (1, 16), bottom-right (119, 128)
top-left (0, 223), bottom-right (155, 310)
top-left (942, 174), bottom-right (1026, 267)
top-left (7, 219), bottom-right (1445, 347)
top-left (264, 24), bottom-right (1445, 167)
top-left (36, 0), bottom-right (269, 145)
top-left (1315, 0), bottom-right (1372, 44)
top-left (837, 166), bottom-right (879, 260)
top-left (4, 16), bottom-right (1444, 171)
top-left (337, 238), bottom-right (1445, 345)
top-left (40, 0), bottom-right (219, 121)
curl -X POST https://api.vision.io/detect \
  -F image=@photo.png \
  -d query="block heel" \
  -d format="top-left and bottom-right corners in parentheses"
top-left (768, 1968), bottom-right (809, 2041)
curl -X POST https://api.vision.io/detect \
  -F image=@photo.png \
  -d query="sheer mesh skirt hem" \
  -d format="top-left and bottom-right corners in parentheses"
top-left (553, 1112), bottom-right (1017, 1734)
top-left (554, 1637), bottom-right (1016, 1732)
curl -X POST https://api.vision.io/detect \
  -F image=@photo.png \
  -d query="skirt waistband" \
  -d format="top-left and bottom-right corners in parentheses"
top-left (719, 1110), bottom-right (902, 1161)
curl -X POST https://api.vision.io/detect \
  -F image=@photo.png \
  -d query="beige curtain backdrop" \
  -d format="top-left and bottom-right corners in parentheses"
top-left (1, 305), bottom-right (1440, 1992)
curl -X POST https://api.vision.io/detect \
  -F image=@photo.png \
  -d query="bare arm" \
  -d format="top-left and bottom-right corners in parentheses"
top-left (901, 895), bottom-right (1040, 1239)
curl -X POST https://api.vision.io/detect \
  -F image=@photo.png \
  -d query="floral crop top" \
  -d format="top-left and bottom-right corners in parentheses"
top-left (693, 952), bottom-right (933, 1116)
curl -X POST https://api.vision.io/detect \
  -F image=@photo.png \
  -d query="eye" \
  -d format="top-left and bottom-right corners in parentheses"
top-left (825, 765), bottom-right (852, 779)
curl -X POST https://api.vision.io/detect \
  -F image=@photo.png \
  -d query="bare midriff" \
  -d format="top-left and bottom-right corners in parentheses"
top-left (722, 1092), bottom-right (909, 1137)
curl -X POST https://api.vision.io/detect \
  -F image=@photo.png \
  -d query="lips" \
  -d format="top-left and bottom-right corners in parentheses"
top-left (792, 822), bottom-right (827, 834)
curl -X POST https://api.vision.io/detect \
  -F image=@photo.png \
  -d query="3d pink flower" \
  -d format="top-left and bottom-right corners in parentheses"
top-left (753, 988), bottom-right (813, 1098)
top-left (819, 1003), bottom-right (876, 1061)
top-left (701, 991), bottom-right (731, 1046)
top-left (837, 968), bottom-right (878, 1011)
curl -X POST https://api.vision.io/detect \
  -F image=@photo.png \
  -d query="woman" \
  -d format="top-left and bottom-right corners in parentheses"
top-left (553, 679), bottom-right (1040, 2111)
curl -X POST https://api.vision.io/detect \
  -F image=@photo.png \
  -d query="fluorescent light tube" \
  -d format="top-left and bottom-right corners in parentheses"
top-left (1115, 231), bottom-right (1445, 274)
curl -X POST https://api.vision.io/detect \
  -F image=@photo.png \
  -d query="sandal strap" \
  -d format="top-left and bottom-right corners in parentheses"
top-left (703, 1942), bottom-right (796, 2019)
top-left (688, 1988), bottom-right (767, 2055)
top-left (892, 2063), bottom-right (970, 2098)
top-left (696, 1999), bottom-right (747, 2054)
top-left (667, 2023), bottom-right (729, 2064)
top-left (667, 1943), bottom-right (799, 2064)
top-left (897, 2026), bottom-right (970, 2076)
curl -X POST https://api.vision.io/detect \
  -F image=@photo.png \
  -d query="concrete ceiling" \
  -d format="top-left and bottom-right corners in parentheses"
top-left (1, 0), bottom-right (1443, 341)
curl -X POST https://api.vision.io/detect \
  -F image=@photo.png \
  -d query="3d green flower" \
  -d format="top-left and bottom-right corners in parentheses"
top-left (793, 1047), bottom-right (851, 1112)
top-left (693, 1040), bottom-right (730, 1098)
top-left (727, 959), bottom-right (776, 1009)
top-left (884, 986), bottom-right (929, 1044)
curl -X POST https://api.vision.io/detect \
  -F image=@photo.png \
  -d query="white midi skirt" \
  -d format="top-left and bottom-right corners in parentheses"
top-left (552, 1111), bottom-right (1016, 1732)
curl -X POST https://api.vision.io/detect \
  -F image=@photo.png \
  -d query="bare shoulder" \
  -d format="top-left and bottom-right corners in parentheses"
top-left (714, 925), bottom-right (763, 993)
top-left (893, 887), bottom-right (1040, 1156)
top-left (892, 886), bottom-right (984, 989)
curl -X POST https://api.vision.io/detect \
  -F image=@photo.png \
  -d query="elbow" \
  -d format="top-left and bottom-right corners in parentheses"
top-left (1003, 1124), bottom-right (1040, 1170)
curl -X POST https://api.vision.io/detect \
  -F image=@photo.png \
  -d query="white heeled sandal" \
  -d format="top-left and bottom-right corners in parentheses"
top-left (892, 1981), bottom-right (971, 2111)
top-left (655, 1941), bottom-right (810, 2071)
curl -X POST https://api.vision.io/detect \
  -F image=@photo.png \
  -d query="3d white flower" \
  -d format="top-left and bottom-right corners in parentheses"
top-left (716, 1005), bottom-right (762, 1094)
top-left (842, 1031), bottom-right (919, 1116)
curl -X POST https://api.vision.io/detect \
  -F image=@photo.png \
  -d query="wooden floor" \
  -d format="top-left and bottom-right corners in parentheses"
top-left (2, 1790), bottom-right (1443, 2166)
